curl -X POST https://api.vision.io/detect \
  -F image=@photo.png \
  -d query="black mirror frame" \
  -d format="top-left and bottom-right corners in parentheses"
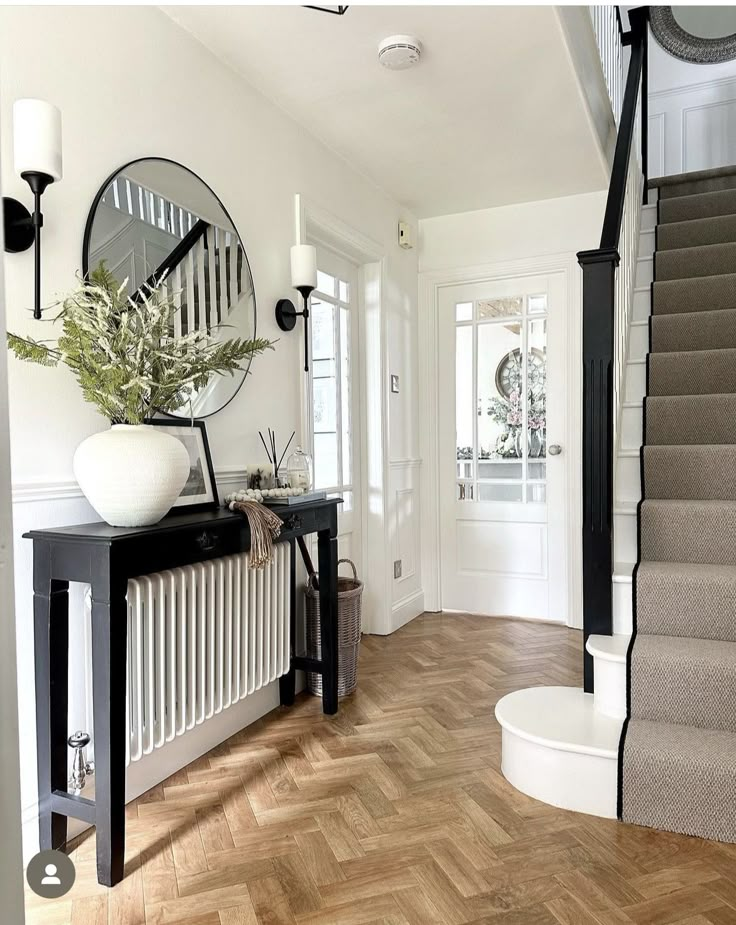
top-left (82, 156), bottom-right (257, 420)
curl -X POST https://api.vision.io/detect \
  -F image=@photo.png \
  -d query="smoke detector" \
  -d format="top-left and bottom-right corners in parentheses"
top-left (378, 35), bottom-right (422, 70)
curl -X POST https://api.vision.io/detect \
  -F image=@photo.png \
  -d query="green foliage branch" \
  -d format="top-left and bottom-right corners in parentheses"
top-left (7, 264), bottom-right (273, 424)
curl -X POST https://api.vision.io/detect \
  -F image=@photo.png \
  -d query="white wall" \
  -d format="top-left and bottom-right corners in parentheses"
top-left (0, 4), bottom-right (422, 859)
top-left (418, 190), bottom-right (606, 624)
top-left (419, 191), bottom-right (606, 272)
top-left (0, 124), bottom-right (26, 924)
top-left (648, 36), bottom-right (736, 177)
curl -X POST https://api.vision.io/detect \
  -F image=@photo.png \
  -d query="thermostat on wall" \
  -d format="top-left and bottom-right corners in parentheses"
top-left (398, 221), bottom-right (413, 249)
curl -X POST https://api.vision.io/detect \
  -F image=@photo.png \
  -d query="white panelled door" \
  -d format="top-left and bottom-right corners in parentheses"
top-left (438, 273), bottom-right (568, 621)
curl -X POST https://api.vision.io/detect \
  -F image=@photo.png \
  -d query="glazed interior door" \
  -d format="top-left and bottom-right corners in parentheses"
top-left (305, 243), bottom-right (362, 575)
top-left (438, 273), bottom-right (568, 621)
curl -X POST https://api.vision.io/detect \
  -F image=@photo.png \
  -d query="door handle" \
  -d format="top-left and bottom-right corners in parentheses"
top-left (548, 444), bottom-right (562, 456)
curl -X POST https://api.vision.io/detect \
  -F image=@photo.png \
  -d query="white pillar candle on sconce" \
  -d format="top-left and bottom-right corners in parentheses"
top-left (276, 244), bottom-right (317, 372)
top-left (13, 98), bottom-right (63, 181)
top-left (290, 244), bottom-right (317, 291)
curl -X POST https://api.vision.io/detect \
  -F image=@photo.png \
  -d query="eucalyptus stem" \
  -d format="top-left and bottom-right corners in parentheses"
top-left (7, 263), bottom-right (274, 424)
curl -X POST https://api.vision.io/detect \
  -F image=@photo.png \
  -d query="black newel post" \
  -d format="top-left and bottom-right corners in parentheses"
top-left (577, 248), bottom-right (619, 692)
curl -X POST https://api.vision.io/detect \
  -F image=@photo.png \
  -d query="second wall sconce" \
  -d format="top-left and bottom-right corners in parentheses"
top-left (275, 243), bottom-right (317, 372)
top-left (2, 98), bottom-right (63, 319)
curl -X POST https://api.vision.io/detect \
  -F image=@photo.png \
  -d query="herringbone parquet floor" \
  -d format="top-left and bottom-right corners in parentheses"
top-left (25, 613), bottom-right (736, 925)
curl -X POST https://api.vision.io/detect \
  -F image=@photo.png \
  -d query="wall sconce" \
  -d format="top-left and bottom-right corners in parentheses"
top-left (275, 243), bottom-right (317, 373)
top-left (2, 99), bottom-right (63, 319)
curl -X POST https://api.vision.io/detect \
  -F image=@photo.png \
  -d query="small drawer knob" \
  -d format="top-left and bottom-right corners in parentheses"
top-left (196, 531), bottom-right (219, 552)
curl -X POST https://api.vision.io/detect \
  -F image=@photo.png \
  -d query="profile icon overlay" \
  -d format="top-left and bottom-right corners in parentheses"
top-left (26, 850), bottom-right (75, 899)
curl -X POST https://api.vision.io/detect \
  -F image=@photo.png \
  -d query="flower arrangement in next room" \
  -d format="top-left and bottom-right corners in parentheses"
top-left (7, 263), bottom-right (274, 423)
top-left (483, 386), bottom-right (547, 458)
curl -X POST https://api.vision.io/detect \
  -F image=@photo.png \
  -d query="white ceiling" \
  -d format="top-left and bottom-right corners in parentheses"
top-left (161, 5), bottom-right (608, 218)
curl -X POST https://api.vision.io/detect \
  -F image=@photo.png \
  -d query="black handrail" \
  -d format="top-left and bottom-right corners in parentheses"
top-left (132, 218), bottom-right (210, 304)
top-left (600, 9), bottom-right (649, 246)
top-left (576, 7), bottom-right (649, 692)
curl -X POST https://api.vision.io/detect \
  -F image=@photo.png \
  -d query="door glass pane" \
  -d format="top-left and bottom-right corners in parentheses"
top-left (310, 253), bottom-right (356, 500)
top-left (478, 483), bottom-right (523, 502)
top-left (526, 318), bottom-right (547, 483)
top-left (454, 284), bottom-right (550, 506)
top-left (311, 299), bottom-right (334, 360)
top-left (528, 294), bottom-right (547, 314)
top-left (478, 321), bottom-right (523, 469)
top-left (477, 296), bottom-right (522, 319)
top-left (311, 297), bottom-right (338, 490)
top-left (317, 270), bottom-right (335, 296)
top-left (457, 481), bottom-right (473, 501)
top-left (528, 483), bottom-right (546, 503)
top-left (456, 326), bottom-right (474, 479)
top-left (314, 433), bottom-right (338, 488)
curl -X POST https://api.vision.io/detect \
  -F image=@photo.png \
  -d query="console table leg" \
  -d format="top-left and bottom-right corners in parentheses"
top-left (34, 571), bottom-right (69, 852)
top-left (91, 574), bottom-right (128, 887)
top-left (317, 530), bottom-right (339, 715)
top-left (279, 540), bottom-right (297, 707)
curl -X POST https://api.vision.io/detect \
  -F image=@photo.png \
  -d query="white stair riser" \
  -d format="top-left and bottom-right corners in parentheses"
top-left (641, 204), bottom-right (657, 232)
top-left (633, 288), bottom-right (651, 322)
top-left (621, 404), bottom-right (643, 451)
top-left (614, 511), bottom-right (637, 562)
top-left (629, 323), bottom-right (649, 362)
top-left (636, 257), bottom-right (653, 288)
top-left (616, 455), bottom-right (641, 503)
top-left (613, 580), bottom-right (633, 635)
top-left (625, 363), bottom-right (646, 403)
top-left (647, 188), bottom-right (659, 206)
top-left (638, 228), bottom-right (655, 259)
top-left (593, 655), bottom-right (627, 720)
top-left (500, 730), bottom-right (618, 818)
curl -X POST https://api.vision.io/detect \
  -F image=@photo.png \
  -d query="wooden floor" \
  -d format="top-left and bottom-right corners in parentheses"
top-left (25, 612), bottom-right (736, 925)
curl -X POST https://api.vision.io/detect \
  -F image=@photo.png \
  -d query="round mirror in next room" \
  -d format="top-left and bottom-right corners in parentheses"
top-left (82, 157), bottom-right (257, 417)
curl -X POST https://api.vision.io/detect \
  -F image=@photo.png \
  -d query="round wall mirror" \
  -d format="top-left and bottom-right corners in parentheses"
top-left (83, 157), bottom-right (256, 418)
top-left (651, 6), bottom-right (736, 64)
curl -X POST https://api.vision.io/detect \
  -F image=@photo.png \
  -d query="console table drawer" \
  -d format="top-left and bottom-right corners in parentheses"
top-left (121, 520), bottom-right (248, 575)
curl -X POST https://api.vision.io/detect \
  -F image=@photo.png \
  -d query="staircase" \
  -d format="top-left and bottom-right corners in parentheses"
top-left (496, 168), bottom-right (736, 839)
top-left (620, 165), bottom-right (736, 844)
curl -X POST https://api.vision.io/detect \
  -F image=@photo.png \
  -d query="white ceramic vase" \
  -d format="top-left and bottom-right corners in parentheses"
top-left (73, 424), bottom-right (190, 527)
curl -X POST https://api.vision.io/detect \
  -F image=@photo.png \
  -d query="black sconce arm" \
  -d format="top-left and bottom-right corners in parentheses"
top-left (3, 170), bottom-right (54, 320)
top-left (275, 286), bottom-right (313, 373)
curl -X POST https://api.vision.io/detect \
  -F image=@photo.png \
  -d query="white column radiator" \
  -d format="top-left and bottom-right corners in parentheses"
top-left (119, 544), bottom-right (290, 766)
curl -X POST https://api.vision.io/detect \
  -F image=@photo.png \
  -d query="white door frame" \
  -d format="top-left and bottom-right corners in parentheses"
top-left (419, 252), bottom-right (583, 629)
top-left (294, 195), bottom-right (396, 634)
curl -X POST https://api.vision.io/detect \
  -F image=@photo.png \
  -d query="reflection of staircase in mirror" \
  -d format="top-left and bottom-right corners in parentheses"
top-left (93, 173), bottom-right (248, 335)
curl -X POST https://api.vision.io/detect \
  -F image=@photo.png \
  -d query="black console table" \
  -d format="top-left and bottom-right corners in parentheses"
top-left (25, 498), bottom-right (341, 887)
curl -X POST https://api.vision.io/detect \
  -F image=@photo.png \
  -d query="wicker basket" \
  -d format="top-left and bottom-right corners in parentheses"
top-left (305, 558), bottom-right (363, 697)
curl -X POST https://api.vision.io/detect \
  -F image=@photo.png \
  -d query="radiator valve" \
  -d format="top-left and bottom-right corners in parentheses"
top-left (68, 730), bottom-right (94, 794)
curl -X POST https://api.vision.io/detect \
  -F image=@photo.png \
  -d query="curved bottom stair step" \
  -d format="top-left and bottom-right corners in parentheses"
top-left (495, 687), bottom-right (622, 819)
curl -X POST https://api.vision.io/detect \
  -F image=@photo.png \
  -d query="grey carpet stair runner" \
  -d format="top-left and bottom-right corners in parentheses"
top-left (619, 165), bottom-right (736, 843)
